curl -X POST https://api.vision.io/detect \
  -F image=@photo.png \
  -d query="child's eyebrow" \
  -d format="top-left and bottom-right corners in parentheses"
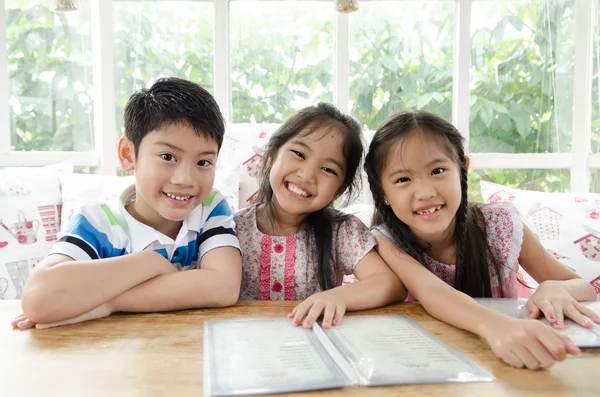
top-left (426, 158), bottom-right (449, 167)
top-left (388, 158), bottom-right (449, 176)
top-left (156, 141), bottom-right (217, 156)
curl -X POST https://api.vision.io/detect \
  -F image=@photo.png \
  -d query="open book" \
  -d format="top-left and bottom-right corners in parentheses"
top-left (475, 298), bottom-right (600, 348)
top-left (203, 315), bottom-right (493, 396)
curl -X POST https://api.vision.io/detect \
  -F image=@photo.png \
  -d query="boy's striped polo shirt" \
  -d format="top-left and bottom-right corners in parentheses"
top-left (50, 185), bottom-right (239, 270)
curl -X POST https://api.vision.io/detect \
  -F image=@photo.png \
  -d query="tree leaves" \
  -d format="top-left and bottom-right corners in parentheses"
top-left (508, 103), bottom-right (532, 138)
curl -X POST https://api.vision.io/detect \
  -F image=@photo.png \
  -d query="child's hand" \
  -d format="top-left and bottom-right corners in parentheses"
top-left (526, 280), bottom-right (600, 329)
top-left (482, 317), bottom-right (580, 369)
top-left (288, 289), bottom-right (347, 329)
top-left (12, 302), bottom-right (114, 330)
top-left (11, 314), bottom-right (37, 329)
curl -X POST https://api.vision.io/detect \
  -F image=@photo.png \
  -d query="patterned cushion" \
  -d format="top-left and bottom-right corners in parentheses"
top-left (0, 164), bottom-right (69, 299)
top-left (480, 181), bottom-right (600, 287)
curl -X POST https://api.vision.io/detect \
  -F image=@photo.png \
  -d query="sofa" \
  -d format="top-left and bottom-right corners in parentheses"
top-left (1, 126), bottom-right (599, 300)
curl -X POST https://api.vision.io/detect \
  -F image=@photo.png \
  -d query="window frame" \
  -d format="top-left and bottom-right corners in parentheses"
top-left (0, 0), bottom-right (598, 193)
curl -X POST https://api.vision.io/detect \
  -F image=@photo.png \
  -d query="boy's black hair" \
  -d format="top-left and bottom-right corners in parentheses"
top-left (256, 103), bottom-right (364, 291)
top-left (364, 110), bottom-right (504, 298)
top-left (124, 77), bottom-right (225, 154)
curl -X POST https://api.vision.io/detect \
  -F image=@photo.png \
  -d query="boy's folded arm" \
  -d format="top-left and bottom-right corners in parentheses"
top-left (110, 246), bottom-right (242, 312)
top-left (338, 249), bottom-right (407, 311)
top-left (21, 250), bottom-right (175, 323)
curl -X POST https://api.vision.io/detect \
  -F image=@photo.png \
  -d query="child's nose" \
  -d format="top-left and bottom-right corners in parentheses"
top-left (171, 165), bottom-right (194, 186)
top-left (414, 180), bottom-right (436, 199)
top-left (297, 164), bottom-right (316, 183)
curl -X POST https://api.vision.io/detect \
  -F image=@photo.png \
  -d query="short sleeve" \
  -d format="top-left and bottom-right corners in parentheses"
top-left (198, 191), bottom-right (241, 259)
top-left (334, 215), bottom-right (377, 278)
top-left (480, 202), bottom-right (524, 288)
top-left (49, 203), bottom-right (127, 261)
top-left (373, 223), bottom-right (393, 240)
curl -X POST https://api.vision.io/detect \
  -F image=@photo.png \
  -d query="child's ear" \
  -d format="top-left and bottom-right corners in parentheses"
top-left (465, 156), bottom-right (471, 172)
top-left (118, 136), bottom-right (136, 172)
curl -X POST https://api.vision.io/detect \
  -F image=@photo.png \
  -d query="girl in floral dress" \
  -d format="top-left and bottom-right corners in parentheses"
top-left (235, 103), bottom-right (406, 328)
top-left (364, 109), bottom-right (600, 370)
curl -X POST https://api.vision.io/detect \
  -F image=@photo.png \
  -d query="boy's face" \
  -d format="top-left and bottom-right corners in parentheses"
top-left (118, 121), bottom-right (218, 235)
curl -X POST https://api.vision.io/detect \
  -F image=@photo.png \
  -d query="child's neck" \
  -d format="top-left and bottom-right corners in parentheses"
top-left (256, 203), bottom-right (304, 236)
top-left (417, 227), bottom-right (457, 266)
top-left (126, 201), bottom-right (182, 240)
top-left (428, 241), bottom-right (456, 265)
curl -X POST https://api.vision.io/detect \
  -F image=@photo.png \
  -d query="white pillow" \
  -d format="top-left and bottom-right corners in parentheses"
top-left (60, 173), bottom-right (135, 231)
top-left (480, 181), bottom-right (600, 285)
top-left (0, 164), bottom-right (70, 299)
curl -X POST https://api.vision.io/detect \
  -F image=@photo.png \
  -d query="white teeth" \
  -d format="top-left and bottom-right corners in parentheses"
top-left (416, 206), bottom-right (441, 215)
top-left (165, 193), bottom-right (191, 201)
top-left (287, 183), bottom-right (309, 198)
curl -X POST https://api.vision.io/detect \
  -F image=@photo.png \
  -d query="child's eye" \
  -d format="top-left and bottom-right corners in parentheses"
top-left (321, 167), bottom-right (338, 176)
top-left (198, 160), bottom-right (213, 168)
top-left (395, 176), bottom-right (411, 183)
top-left (291, 150), bottom-right (305, 159)
top-left (432, 168), bottom-right (445, 175)
top-left (160, 154), bottom-right (176, 162)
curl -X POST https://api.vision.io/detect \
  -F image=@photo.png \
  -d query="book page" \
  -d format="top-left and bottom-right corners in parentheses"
top-left (204, 318), bottom-right (350, 397)
top-left (324, 315), bottom-right (493, 386)
top-left (475, 298), bottom-right (600, 348)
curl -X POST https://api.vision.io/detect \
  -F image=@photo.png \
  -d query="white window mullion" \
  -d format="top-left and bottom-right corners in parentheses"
top-left (570, 0), bottom-right (594, 193)
top-left (0, 151), bottom-right (100, 167)
top-left (0, 0), bottom-right (10, 154)
top-left (214, 0), bottom-right (231, 122)
top-left (588, 154), bottom-right (600, 168)
top-left (91, 0), bottom-right (117, 175)
top-left (469, 153), bottom-right (571, 169)
top-left (453, 0), bottom-right (472, 148)
top-left (334, 12), bottom-right (350, 114)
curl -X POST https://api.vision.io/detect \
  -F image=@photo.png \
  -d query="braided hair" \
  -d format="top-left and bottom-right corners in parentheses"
top-left (364, 110), bottom-right (503, 297)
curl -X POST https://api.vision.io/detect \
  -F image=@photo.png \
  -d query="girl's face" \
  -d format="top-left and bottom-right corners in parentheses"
top-left (380, 131), bottom-right (463, 244)
top-left (269, 127), bottom-right (346, 224)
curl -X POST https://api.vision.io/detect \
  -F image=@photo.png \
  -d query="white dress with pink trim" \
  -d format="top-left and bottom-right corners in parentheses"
top-left (235, 205), bottom-right (376, 300)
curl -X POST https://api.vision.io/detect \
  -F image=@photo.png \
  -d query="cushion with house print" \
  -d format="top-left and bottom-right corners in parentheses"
top-left (480, 181), bottom-right (600, 288)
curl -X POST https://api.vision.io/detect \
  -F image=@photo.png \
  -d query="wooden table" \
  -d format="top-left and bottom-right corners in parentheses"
top-left (1, 300), bottom-right (599, 397)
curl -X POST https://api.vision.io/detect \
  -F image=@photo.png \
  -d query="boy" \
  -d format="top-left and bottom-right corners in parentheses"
top-left (12, 78), bottom-right (241, 329)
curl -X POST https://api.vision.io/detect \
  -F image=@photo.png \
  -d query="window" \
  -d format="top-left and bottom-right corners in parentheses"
top-left (113, 0), bottom-right (214, 136)
top-left (0, 0), bottom-right (598, 197)
top-left (230, 0), bottom-right (334, 123)
top-left (592, 0), bottom-right (600, 191)
top-left (469, 168), bottom-right (570, 202)
top-left (592, 0), bottom-right (600, 154)
top-left (470, 0), bottom-right (576, 155)
top-left (6, 0), bottom-right (93, 151)
top-left (349, 1), bottom-right (455, 129)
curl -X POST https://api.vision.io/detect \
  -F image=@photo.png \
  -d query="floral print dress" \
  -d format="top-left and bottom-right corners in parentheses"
top-left (375, 202), bottom-right (524, 301)
top-left (235, 205), bottom-right (376, 300)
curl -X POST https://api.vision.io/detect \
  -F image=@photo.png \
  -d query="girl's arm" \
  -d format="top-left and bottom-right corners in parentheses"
top-left (519, 224), bottom-right (600, 326)
top-left (373, 230), bottom-right (581, 370)
top-left (289, 249), bottom-right (407, 328)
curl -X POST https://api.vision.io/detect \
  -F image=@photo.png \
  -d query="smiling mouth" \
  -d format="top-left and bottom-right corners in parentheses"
top-left (164, 192), bottom-right (192, 201)
top-left (415, 205), bottom-right (443, 215)
top-left (285, 182), bottom-right (311, 198)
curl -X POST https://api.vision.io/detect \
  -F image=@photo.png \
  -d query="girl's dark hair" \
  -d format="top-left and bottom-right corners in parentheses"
top-left (364, 110), bottom-right (503, 298)
top-left (257, 103), bottom-right (364, 291)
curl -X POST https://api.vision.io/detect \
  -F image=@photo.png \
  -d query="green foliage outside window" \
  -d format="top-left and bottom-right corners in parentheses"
top-left (5, 0), bottom-right (599, 195)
